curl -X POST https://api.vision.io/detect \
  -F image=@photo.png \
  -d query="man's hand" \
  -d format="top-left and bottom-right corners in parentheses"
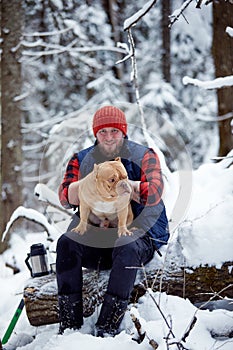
top-left (68, 181), bottom-right (80, 206)
top-left (128, 179), bottom-right (141, 203)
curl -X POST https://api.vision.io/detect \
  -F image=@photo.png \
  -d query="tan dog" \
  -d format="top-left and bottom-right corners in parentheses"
top-left (72, 157), bottom-right (133, 237)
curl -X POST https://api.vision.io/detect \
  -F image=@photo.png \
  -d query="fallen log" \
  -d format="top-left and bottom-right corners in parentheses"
top-left (23, 269), bottom-right (108, 327)
top-left (23, 261), bottom-right (233, 327)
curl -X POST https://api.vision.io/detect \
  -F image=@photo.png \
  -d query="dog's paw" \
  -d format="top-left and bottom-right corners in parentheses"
top-left (71, 223), bottom-right (87, 235)
top-left (117, 227), bottom-right (132, 237)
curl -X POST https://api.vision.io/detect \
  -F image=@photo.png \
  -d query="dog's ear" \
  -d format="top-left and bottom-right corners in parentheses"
top-left (114, 157), bottom-right (121, 162)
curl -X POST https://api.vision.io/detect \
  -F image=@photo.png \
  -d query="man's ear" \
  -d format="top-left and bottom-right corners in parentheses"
top-left (114, 157), bottom-right (121, 162)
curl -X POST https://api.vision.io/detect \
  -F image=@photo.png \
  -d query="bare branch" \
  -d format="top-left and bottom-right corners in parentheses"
top-left (181, 316), bottom-right (197, 342)
top-left (146, 289), bottom-right (178, 341)
top-left (130, 310), bottom-right (159, 349)
top-left (169, 0), bottom-right (193, 27)
top-left (180, 284), bottom-right (233, 345)
top-left (196, 0), bottom-right (203, 8)
top-left (22, 45), bottom-right (126, 58)
top-left (130, 312), bottom-right (146, 344)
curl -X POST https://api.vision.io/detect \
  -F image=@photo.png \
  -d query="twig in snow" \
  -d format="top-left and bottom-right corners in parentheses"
top-left (181, 316), bottom-right (197, 342)
top-left (130, 311), bottom-right (159, 349)
top-left (179, 284), bottom-right (233, 345)
top-left (145, 289), bottom-right (185, 350)
top-left (179, 199), bottom-right (227, 228)
top-left (5, 262), bottom-right (20, 275)
top-left (130, 312), bottom-right (146, 344)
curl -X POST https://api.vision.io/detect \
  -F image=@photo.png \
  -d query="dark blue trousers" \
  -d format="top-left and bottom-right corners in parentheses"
top-left (56, 215), bottom-right (155, 300)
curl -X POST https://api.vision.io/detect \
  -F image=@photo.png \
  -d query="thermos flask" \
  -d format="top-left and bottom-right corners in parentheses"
top-left (25, 243), bottom-right (50, 278)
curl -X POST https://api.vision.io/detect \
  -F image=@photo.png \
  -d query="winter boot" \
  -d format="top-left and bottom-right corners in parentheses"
top-left (58, 293), bottom-right (83, 334)
top-left (95, 293), bottom-right (128, 337)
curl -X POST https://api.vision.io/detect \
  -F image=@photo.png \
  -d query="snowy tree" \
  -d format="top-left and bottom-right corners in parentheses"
top-left (0, 0), bottom-right (24, 247)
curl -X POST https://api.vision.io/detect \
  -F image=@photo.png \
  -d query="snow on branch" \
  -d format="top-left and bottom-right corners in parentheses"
top-left (196, 111), bottom-right (233, 122)
top-left (123, 0), bottom-right (158, 31)
top-left (23, 25), bottom-right (74, 37)
top-left (23, 45), bottom-right (125, 57)
top-left (211, 149), bottom-right (233, 168)
top-left (183, 75), bottom-right (233, 89)
top-left (118, 1), bottom-right (160, 148)
top-left (34, 183), bottom-right (72, 217)
top-left (169, 0), bottom-right (223, 27)
top-left (169, 0), bottom-right (193, 27)
top-left (226, 26), bottom-right (233, 37)
top-left (1, 206), bottom-right (60, 243)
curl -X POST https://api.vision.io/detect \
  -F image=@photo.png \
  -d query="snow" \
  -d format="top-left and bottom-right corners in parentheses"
top-left (226, 26), bottom-right (233, 37)
top-left (183, 75), bottom-right (233, 89)
top-left (1, 206), bottom-right (61, 243)
top-left (34, 183), bottom-right (62, 208)
top-left (1, 154), bottom-right (233, 349)
top-left (123, 0), bottom-right (156, 31)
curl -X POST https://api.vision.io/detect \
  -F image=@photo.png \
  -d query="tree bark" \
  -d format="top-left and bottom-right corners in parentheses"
top-left (212, 0), bottom-right (233, 157)
top-left (24, 262), bottom-right (233, 327)
top-left (0, 0), bottom-right (24, 249)
top-left (161, 0), bottom-right (171, 82)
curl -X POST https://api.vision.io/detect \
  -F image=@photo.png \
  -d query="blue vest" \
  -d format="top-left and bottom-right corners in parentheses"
top-left (76, 139), bottom-right (169, 250)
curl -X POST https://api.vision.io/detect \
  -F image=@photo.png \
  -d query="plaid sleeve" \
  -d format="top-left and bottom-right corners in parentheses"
top-left (140, 149), bottom-right (164, 206)
top-left (58, 154), bottom-right (80, 208)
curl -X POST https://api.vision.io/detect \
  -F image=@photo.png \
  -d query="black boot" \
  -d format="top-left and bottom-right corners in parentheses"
top-left (95, 293), bottom-right (128, 337)
top-left (58, 293), bottom-right (83, 334)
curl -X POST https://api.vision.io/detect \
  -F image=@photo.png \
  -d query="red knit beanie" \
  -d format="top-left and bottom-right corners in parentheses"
top-left (92, 106), bottom-right (127, 137)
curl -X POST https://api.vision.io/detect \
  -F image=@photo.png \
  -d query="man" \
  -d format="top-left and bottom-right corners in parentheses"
top-left (56, 105), bottom-right (169, 336)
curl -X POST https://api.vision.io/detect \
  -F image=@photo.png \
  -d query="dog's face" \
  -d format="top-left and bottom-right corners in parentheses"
top-left (94, 157), bottom-right (128, 198)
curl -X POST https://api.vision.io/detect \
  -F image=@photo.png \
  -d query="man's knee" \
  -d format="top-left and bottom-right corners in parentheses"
top-left (57, 234), bottom-right (70, 252)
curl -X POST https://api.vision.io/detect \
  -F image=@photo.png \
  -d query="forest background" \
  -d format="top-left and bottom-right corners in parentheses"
top-left (0, 1), bottom-right (233, 349)
top-left (0, 0), bottom-right (233, 249)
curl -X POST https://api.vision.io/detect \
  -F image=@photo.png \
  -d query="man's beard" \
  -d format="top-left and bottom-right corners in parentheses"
top-left (97, 139), bottom-right (124, 159)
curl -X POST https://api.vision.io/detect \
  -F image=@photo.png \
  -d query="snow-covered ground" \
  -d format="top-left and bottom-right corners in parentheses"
top-left (1, 152), bottom-right (233, 350)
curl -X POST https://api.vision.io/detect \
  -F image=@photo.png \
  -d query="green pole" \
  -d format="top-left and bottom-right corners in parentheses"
top-left (2, 299), bottom-right (24, 345)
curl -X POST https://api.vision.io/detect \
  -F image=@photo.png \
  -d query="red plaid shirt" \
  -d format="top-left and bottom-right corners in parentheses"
top-left (59, 148), bottom-right (164, 208)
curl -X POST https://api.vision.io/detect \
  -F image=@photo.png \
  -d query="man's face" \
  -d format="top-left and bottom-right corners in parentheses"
top-left (96, 127), bottom-right (124, 158)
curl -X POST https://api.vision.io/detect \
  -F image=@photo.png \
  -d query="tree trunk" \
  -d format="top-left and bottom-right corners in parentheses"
top-left (212, 0), bottom-right (233, 157)
top-left (23, 261), bottom-right (233, 327)
top-left (0, 0), bottom-right (24, 250)
top-left (161, 0), bottom-right (171, 82)
top-left (101, 0), bottom-right (130, 100)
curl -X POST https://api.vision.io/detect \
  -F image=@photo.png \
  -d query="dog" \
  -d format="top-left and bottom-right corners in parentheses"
top-left (71, 157), bottom-right (133, 237)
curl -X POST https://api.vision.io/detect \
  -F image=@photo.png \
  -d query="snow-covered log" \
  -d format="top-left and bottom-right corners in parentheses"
top-left (24, 270), bottom-right (108, 326)
top-left (23, 261), bottom-right (233, 327)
